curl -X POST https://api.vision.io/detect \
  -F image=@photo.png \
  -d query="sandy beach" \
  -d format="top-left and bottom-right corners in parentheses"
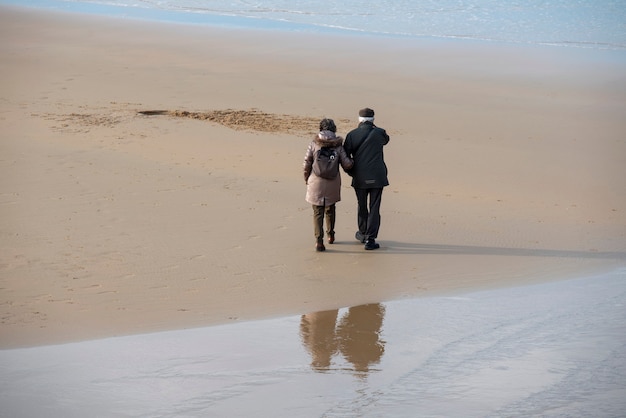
top-left (1, 5), bottom-right (625, 349)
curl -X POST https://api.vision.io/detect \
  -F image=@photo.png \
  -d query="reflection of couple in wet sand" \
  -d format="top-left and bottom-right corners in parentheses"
top-left (300, 303), bottom-right (385, 373)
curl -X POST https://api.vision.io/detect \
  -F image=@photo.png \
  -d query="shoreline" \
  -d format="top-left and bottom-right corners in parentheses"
top-left (2, 1), bottom-right (626, 51)
top-left (1, 5), bottom-right (625, 348)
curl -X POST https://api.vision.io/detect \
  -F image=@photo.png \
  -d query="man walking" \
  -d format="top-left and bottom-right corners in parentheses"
top-left (344, 108), bottom-right (390, 250)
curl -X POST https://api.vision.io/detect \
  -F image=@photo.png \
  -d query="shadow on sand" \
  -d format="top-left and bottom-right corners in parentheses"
top-left (380, 241), bottom-right (626, 260)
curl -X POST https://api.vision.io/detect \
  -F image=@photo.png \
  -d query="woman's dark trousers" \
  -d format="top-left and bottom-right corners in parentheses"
top-left (313, 204), bottom-right (336, 243)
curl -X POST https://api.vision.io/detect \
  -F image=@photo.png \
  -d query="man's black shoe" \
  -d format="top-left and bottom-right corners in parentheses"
top-left (364, 240), bottom-right (380, 250)
top-left (355, 231), bottom-right (366, 243)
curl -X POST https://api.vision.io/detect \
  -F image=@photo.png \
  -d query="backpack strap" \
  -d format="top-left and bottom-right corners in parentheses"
top-left (352, 128), bottom-right (375, 156)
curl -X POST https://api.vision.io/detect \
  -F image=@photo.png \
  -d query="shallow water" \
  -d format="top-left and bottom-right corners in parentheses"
top-left (1, 268), bottom-right (625, 417)
top-left (2, 0), bottom-right (626, 49)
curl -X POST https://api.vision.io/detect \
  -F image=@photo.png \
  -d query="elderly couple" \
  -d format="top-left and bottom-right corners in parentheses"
top-left (303, 107), bottom-right (390, 252)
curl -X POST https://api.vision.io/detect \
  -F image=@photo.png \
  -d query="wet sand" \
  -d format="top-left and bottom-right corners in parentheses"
top-left (1, 269), bottom-right (624, 416)
top-left (1, 5), bottom-right (626, 349)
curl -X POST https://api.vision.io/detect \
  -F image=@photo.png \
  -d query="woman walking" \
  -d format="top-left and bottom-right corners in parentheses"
top-left (303, 119), bottom-right (353, 251)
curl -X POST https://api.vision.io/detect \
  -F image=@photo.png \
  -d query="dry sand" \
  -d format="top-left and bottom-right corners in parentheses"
top-left (1, 5), bottom-right (625, 348)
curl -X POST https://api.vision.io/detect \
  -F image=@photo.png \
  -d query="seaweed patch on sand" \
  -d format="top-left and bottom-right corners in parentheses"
top-left (138, 109), bottom-right (350, 135)
top-left (34, 104), bottom-right (351, 136)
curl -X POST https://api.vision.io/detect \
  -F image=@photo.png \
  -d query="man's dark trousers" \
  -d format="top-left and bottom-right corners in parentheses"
top-left (355, 187), bottom-right (383, 241)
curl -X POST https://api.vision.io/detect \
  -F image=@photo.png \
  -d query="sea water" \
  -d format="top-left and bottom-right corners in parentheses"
top-left (2, 0), bottom-right (626, 50)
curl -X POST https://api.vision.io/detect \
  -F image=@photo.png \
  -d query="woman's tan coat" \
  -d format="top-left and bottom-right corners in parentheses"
top-left (303, 131), bottom-right (353, 206)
